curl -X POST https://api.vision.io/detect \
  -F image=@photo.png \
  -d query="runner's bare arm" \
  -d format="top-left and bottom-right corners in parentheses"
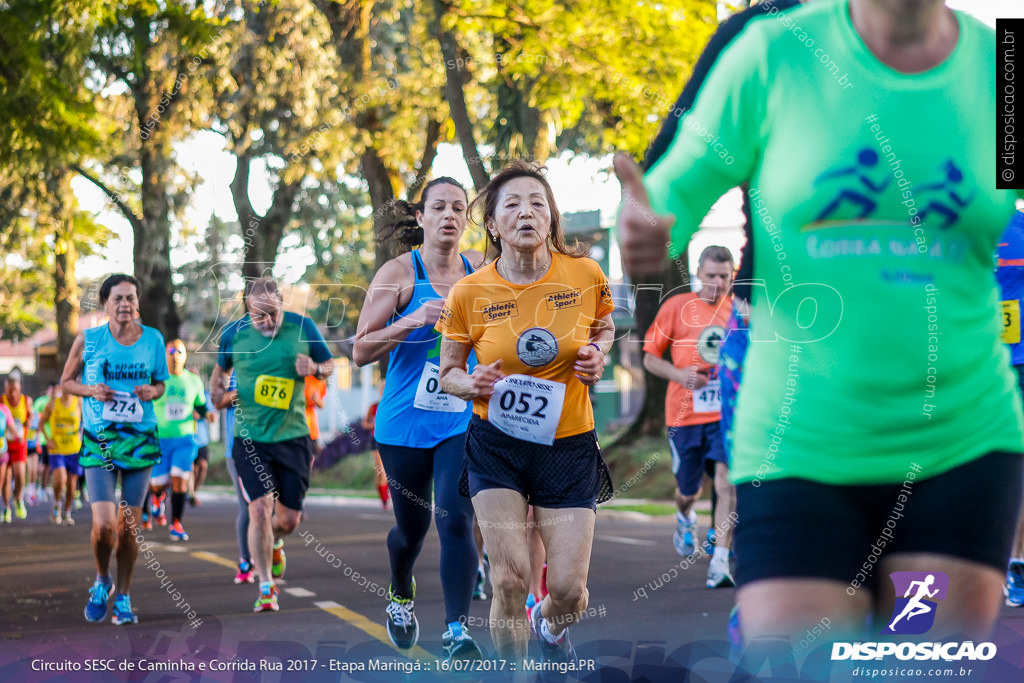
top-left (39, 399), bottom-right (55, 428)
top-left (40, 398), bottom-right (57, 449)
top-left (134, 381), bottom-right (165, 402)
top-left (642, 353), bottom-right (707, 390)
top-left (588, 314), bottom-right (615, 354)
top-left (6, 410), bottom-right (23, 441)
top-left (614, 152), bottom-right (675, 278)
top-left (60, 333), bottom-right (114, 401)
top-left (210, 364), bottom-right (229, 408)
top-left (295, 354), bottom-right (335, 379)
top-left (439, 338), bottom-right (504, 400)
top-left (353, 258), bottom-right (425, 366)
top-left (575, 314), bottom-right (615, 386)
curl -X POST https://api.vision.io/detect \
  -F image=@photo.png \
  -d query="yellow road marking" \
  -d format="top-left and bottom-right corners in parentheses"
top-left (317, 602), bottom-right (435, 660)
top-left (189, 549), bottom-right (435, 660)
top-left (191, 550), bottom-right (238, 570)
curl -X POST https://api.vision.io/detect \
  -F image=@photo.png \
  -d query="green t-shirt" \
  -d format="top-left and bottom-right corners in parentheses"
top-left (32, 395), bottom-right (50, 441)
top-left (645, 0), bottom-right (1024, 484)
top-left (217, 311), bottom-right (332, 443)
top-left (153, 371), bottom-right (206, 439)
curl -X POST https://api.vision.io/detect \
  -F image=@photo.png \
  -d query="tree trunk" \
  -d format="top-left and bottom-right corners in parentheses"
top-left (432, 0), bottom-right (489, 191)
top-left (314, 0), bottom-right (416, 270)
top-left (49, 171), bottom-right (78, 369)
top-left (361, 146), bottom-right (401, 270)
top-left (415, 117), bottom-right (442, 190)
top-left (494, 77), bottom-right (550, 163)
top-left (607, 261), bottom-right (690, 449)
top-left (137, 140), bottom-right (181, 340)
top-left (232, 151), bottom-right (301, 281)
top-left (128, 10), bottom-right (180, 340)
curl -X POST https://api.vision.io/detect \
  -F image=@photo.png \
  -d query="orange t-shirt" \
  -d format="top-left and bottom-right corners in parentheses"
top-left (643, 292), bottom-right (731, 427)
top-left (437, 252), bottom-right (614, 439)
top-left (304, 376), bottom-right (327, 440)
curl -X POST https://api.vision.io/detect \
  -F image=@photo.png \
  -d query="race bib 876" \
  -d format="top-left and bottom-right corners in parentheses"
top-left (254, 375), bottom-right (295, 410)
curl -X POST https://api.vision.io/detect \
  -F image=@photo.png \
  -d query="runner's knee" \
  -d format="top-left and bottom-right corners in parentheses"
top-left (546, 578), bottom-right (588, 612)
top-left (492, 563), bottom-right (530, 606)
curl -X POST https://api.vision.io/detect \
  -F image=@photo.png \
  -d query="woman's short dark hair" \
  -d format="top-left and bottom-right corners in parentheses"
top-left (469, 160), bottom-right (583, 259)
top-left (99, 274), bottom-right (141, 306)
top-left (377, 177), bottom-right (468, 250)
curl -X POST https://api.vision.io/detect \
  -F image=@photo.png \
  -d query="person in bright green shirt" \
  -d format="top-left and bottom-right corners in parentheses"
top-left (617, 0), bottom-right (1023, 650)
top-left (149, 339), bottom-right (207, 541)
top-left (31, 386), bottom-right (53, 505)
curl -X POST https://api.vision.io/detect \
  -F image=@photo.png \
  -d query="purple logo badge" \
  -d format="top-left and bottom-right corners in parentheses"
top-left (883, 571), bottom-right (949, 635)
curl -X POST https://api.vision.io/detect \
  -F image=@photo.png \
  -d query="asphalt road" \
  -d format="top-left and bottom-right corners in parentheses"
top-left (2, 492), bottom-right (1024, 683)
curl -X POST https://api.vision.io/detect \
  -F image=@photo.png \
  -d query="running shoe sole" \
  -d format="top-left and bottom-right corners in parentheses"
top-left (442, 633), bottom-right (484, 660)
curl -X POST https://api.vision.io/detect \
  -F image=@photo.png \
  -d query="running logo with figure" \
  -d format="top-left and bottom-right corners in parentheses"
top-left (883, 571), bottom-right (949, 635)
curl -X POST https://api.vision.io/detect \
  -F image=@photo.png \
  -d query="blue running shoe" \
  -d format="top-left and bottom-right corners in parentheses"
top-left (703, 528), bottom-right (717, 555)
top-left (84, 580), bottom-right (113, 622)
top-left (1005, 561), bottom-right (1024, 607)
top-left (530, 602), bottom-right (577, 665)
top-left (111, 594), bottom-right (139, 625)
top-left (672, 510), bottom-right (697, 557)
top-left (441, 621), bottom-right (483, 660)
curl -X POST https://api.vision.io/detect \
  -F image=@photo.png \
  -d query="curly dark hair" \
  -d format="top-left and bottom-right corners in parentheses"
top-left (377, 177), bottom-right (468, 250)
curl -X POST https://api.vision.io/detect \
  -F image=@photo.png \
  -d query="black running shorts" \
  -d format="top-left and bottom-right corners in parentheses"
top-left (734, 451), bottom-right (1023, 592)
top-left (463, 415), bottom-right (614, 510)
top-left (231, 435), bottom-right (313, 511)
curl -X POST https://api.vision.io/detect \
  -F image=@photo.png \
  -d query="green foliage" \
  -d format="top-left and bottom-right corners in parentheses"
top-left (449, 0), bottom-right (718, 162)
top-left (294, 181), bottom-right (376, 339)
top-left (0, 197), bottom-right (115, 341)
top-left (2, 0), bottom-right (731, 358)
top-left (0, 1), bottom-right (114, 341)
top-left (0, 0), bottom-right (108, 174)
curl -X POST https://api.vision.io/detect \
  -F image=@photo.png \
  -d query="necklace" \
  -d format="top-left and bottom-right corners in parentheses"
top-left (498, 252), bottom-right (551, 283)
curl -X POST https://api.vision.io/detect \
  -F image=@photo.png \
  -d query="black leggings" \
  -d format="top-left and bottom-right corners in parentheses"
top-left (377, 434), bottom-right (477, 626)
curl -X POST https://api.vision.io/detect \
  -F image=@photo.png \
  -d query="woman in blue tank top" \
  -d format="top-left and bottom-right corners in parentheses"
top-left (354, 178), bottom-right (484, 660)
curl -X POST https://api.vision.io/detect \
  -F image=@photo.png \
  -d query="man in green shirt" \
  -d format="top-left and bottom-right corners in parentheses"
top-left (211, 278), bottom-right (334, 613)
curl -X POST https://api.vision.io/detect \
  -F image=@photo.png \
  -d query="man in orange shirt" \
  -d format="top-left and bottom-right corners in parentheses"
top-left (304, 375), bottom-right (327, 457)
top-left (643, 245), bottom-right (734, 588)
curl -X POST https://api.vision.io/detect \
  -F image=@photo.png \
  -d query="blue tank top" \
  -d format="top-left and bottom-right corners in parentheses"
top-left (81, 323), bottom-right (170, 433)
top-left (374, 250), bottom-right (477, 447)
top-left (998, 211), bottom-right (1024, 366)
